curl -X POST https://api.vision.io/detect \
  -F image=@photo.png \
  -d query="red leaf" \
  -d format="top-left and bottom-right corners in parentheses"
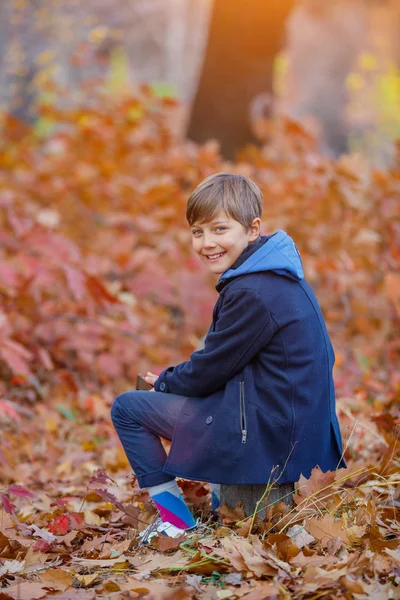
top-left (6, 484), bottom-right (36, 498)
top-left (89, 469), bottom-right (114, 487)
top-left (63, 265), bottom-right (87, 301)
top-left (0, 344), bottom-right (32, 377)
top-left (33, 539), bottom-right (51, 553)
top-left (69, 512), bottom-right (85, 529)
top-left (86, 274), bottom-right (118, 305)
top-left (1, 493), bottom-right (16, 514)
top-left (48, 514), bottom-right (70, 535)
top-left (0, 400), bottom-right (21, 421)
top-left (94, 488), bottom-right (125, 511)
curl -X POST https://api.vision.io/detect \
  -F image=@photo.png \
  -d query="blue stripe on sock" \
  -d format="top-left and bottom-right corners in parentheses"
top-left (152, 491), bottom-right (196, 527)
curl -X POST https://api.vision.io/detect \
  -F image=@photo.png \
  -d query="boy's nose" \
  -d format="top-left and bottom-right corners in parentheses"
top-left (202, 233), bottom-right (217, 248)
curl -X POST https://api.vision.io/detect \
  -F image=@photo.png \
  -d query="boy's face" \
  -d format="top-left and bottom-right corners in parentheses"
top-left (190, 211), bottom-right (261, 275)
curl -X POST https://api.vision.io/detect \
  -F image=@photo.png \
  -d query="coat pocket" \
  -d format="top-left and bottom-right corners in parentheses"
top-left (240, 380), bottom-right (247, 444)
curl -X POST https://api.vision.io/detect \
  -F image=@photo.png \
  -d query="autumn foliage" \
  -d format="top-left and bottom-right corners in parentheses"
top-left (0, 89), bottom-right (399, 598)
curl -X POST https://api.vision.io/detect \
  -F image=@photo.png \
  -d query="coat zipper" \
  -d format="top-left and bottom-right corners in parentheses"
top-left (240, 381), bottom-right (247, 444)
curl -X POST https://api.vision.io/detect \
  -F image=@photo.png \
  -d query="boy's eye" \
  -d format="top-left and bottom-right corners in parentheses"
top-left (191, 226), bottom-right (226, 235)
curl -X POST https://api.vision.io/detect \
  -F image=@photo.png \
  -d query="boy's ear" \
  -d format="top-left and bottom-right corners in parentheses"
top-left (249, 218), bottom-right (261, 241)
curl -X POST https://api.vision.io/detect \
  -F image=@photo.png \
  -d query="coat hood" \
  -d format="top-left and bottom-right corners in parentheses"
top-left (218, 230), bottom-right (304, 286)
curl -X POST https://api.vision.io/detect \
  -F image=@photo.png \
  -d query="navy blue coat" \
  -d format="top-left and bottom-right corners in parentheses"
top-left (154, 231), bottom-right (345, 484)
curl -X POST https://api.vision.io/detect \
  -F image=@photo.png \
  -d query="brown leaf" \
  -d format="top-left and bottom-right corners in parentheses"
top-left (363, 523), bottom-right (399, 552)
top-left (294, 466), bottom-right (337, 506)
top-left (0, 582), bottom-right (48, 600)
top-left (39, 569), bottom-right (74, 591)
top-left (305, 514), bottom-right (350, 548)
top-left (267, 532), bottom-right (301, 562)
top-left (326, 535), bottom-right (342, 555)
top-left (220, 537), bottom-right (277, 577)
top-left (151, 533), bottom-right (185, 552)
top-left (218, 502), bottom-right (246, 523)
top-left (241, 582), bottom-right (279, 600)
top-left (237, 517), bottom-right (254, 537)
top-left (186, 551), bottom-right (227, 575)
top-left (290, 551), bottom-right (339, 568)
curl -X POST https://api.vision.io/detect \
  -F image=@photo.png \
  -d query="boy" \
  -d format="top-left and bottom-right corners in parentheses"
top-left (111, 172), bottom-right (345, 542)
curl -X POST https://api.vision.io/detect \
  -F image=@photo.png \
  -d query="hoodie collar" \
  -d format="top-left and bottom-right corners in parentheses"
top-left (216, 231), bottom-right (304, 292)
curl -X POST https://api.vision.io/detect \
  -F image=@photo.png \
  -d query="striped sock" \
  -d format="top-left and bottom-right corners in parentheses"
top-left (147, 480), bottom-right (196, 530)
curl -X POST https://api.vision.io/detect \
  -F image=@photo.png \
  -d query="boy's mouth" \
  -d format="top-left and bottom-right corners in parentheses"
top-left (204, 252), bottom-right (226, 262)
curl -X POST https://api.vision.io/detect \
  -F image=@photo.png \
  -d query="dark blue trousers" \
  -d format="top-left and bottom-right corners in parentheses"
top-left (110, 390), bottom-right (187, 488)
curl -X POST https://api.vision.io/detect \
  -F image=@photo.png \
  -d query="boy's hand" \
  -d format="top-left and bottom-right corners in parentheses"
top-left (144, 372), bottom-right (158, 390)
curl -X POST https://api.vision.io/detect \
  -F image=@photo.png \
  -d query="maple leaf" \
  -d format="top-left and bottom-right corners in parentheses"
top-left (305, 514), bottom-right (350, 548)
top-left (0, 559), bottom-right (25, 577)
top-left (218, 502), bottom-right (246, 523)
top-left (94, 488), bottom-right (125, 511)
top-left (89, 469), bottom-right (115, 487)
top-left (0, 400), bottom-right (21, 421)
top-left (6, 483), bottom-right (36, 498)
top-left (33, 539), bottom-right (52, 553)
top-left (69, 512), bottom-right (85, 529)
top-left (48, 514), bottom-right (70, 535)
top-left (294, 466), bottom-right (337, 507)
top-left (151, 533), bottom-right (185, 552)
top-left (0, 493), bottom-right (16, 514)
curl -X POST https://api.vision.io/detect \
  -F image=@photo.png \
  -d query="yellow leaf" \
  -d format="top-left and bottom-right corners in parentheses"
top-left (88, 26), bottom-right (109, 44)
top-left (75, 573), bottom-right (101, 587)
top-left (45, 417), bottom-right (57, 431)
top-left (56, 460), bottom-right (72, 474)
top-left (83, 510), bottom-right (102, 526)
top-left (35, 50), bottom-right (56, 65)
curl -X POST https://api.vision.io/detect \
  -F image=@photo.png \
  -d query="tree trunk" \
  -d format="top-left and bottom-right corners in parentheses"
top-left (187, 0), bottom-right (294, 159)
top-left (220, 483), bottom-right (294, 519)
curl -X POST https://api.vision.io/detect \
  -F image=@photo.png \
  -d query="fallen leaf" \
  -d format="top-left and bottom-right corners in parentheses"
top-left (287, 524), bottom-right (315, 549)
top-left (38, 569), bottom-right (74, 591)
top-left (152, 533), bottom-right (185, 552)
top-left (294, 467), bottom-right (336, 506)
top-left (185, 574), bottom-right (203, 592)
top-left (305, 514), bottom-right (350, 547)
top-left (71, 555), bottom-right (129, 567)
top-left (0, 559), bottom-right (25, 577)
top-left (6, 484), bottom-right (36, 499)
top-left (74, 573), bottom-right (102, 587)
top-left (0, 582), bottom-right (48, 600)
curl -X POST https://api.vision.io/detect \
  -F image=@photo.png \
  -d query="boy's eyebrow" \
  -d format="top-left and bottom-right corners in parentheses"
top-left (191, 220), bottom-right (228, 227)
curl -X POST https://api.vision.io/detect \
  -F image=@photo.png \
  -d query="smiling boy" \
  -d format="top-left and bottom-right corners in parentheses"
top-left (111, 172), bottom-right (345, 542)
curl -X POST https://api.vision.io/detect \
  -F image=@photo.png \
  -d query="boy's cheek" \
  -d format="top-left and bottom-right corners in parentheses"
top-left (191, 241), bottom-right (202, 255)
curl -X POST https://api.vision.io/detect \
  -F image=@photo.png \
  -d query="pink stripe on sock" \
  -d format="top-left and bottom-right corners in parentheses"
top-left (152, 502), bottom-right (191, 530)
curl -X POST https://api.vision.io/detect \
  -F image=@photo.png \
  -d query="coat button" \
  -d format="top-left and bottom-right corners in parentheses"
top-left (206, 416), bottom-right (213, 424)
top-left (160, 382), bottom-right (166, 391)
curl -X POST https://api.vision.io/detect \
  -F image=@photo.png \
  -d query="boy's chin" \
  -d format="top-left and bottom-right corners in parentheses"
top-left (206, 261), bottom-right (233, 275)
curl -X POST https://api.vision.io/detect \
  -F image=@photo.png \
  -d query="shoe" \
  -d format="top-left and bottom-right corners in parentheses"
top-left (138, 517), bottom-right (199, 546)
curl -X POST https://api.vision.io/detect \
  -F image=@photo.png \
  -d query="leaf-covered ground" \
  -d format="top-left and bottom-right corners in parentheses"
top-left (0, 90), bottom-right (399, 599)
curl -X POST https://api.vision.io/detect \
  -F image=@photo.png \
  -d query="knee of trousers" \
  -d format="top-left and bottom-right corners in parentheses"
top-left (110, 391), bottom-right (149, 426)
top-left (110, 391), bottom-right (136, 423)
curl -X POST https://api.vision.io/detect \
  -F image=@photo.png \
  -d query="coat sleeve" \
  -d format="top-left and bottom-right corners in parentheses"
top-left (154, 288), bottom-right (275, 397)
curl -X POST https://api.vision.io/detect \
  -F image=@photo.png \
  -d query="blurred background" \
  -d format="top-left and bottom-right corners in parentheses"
top-left (1, 0), bottom-right (400, 165)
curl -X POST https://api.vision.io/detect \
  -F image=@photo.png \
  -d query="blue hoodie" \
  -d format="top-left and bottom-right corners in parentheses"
top-left (155, 231), bottom-right (345, 484)
top-left (219, 231), bottom-right (304, 284)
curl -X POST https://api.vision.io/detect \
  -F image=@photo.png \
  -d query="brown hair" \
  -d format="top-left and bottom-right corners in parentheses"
top-left (186, 172), bottom-right (263, 229)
